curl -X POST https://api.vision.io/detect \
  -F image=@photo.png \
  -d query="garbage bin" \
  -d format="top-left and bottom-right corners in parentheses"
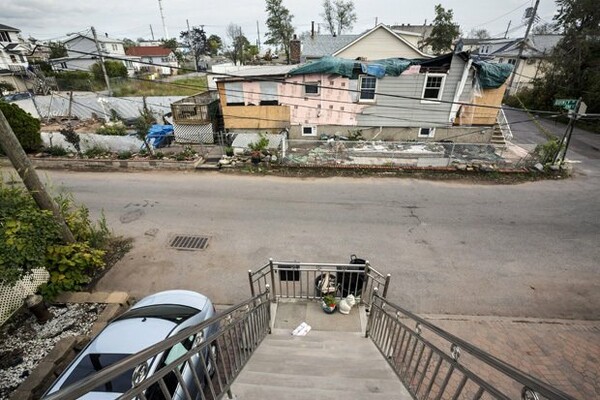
top-left (337, 255), bottom-right (366, 297)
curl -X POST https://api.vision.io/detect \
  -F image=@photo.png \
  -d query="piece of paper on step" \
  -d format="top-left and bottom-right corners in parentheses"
top-left (296, 324), bottom-right (311, 336)
top-left (292, 322), bottom-right (307, 335)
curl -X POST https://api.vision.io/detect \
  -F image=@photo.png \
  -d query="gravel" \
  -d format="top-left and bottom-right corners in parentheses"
top-left (0, 303), bottom-right (105, 399)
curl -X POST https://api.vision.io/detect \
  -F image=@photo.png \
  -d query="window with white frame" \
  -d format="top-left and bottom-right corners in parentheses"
top-left (508, 58), bottom-right (516, 65)
top-left (302, 125), bottom-right (317, 136)
top-left (422, 74), bottom-right (445, 102)
top-left (0, 32), bottom-right (11, 42)
top-left (359, 75), bottom-right (376, 101)
top-left (60, 62), bottom-right (67, 69)
top-left (418, 127), bottom-right (435, 138)
top-left (304, 82), bottom-right (320, 95)
top-left (112, 44), bottom-right (118, 51)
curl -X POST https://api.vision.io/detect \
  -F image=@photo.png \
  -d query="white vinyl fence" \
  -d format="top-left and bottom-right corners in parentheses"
top-left (0, 269), bottom-right (49, 325)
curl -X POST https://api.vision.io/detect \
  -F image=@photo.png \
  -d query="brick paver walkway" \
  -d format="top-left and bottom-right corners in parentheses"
top-left (421, 315), bottom-right (600, 399)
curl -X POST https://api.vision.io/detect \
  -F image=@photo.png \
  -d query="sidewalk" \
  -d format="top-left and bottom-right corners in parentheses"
top-left (421, 315), bottom-right (599, 399)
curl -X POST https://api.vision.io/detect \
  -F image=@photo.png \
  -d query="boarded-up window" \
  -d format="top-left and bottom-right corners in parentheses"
top-left (224, 82), bottom-right (244, 105)
top-left (259, 82), bottom-right (279, 105)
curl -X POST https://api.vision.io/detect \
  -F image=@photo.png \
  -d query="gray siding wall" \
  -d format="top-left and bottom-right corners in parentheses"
top-left (357, 55), bottom-right (467, 128)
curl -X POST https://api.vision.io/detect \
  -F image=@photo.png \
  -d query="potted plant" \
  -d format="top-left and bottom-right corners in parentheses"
top-left (321, 294), bottom-right (338, 314)
top-left (224, 146), bottom-right (234, 157)
top-left (248, 134), bottom-right (269, 165)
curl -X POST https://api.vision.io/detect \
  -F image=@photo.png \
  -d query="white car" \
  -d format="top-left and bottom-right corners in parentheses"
top-left (44, 290), bottom-right (218, 399)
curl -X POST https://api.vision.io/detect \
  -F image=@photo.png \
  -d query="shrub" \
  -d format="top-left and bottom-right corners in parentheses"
top-left (91, 60), bottom-right (127, 83)
top-left (0, 101), bottom-right (42, 153)
top-left (60, 125), bottom-right (81, 156)
top-left (84, 145), bottom-right (111, 158)
top-left (54, 71), bottom-right (95, 91)
top-left (117, 150), bottom-right (132, 159)
top-left (45, 145), bottom-right (69, 157)
top-left (96, 121), bottom-right (127, 136)
top-left (0, 82), bottom-right (15, 96)
top-left (39, 242), bottom-right (106, 298)
top-left (534, 138), bottom-right (562, 164)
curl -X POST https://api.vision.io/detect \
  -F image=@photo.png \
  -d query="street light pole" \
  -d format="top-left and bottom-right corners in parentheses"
top-left (91, 26), bottom-right (112, 96)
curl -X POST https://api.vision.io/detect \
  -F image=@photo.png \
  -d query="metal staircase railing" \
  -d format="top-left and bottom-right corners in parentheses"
top-left (497, 108), bottom-right (514, 143)
top-left (43, 290), bottom-right (272, 400)
top-left (366, 291), bottom-right (576, 400)
top-left (248, 258), bottom-right (390, 308)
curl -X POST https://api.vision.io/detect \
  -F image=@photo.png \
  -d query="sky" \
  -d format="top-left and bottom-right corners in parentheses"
top-left (1, 0), bottom-right (559, 46)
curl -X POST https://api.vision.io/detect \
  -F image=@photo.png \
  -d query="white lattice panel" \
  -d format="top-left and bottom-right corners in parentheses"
top-left (173, 123), bottom-right (215, 144)
top-left (0, 268), bottom-right (49, 325)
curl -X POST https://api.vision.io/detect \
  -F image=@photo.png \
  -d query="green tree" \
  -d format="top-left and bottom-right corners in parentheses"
top-left (0, 101), bottom-right (42, 153)
top-left (264, 0), bottom-right (295, 64)
top-left (91, 60), bottom-right (127, 82)
top-left (321, 0), bottom-right (357, 36)
top-left (424, 4), bottom-right (460, 54)
top-left (122, 38), bottom-right (137, 50)
top-left (180, 27), bottom-right (207, 68)
top-left (530, 0), bottom-right (600, 114)
top-left (207, 34), bottom-right (223, 57)
top-left (48, 41), bottom-right (67, 59)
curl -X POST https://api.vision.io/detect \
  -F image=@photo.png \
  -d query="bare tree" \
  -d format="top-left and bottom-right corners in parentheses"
top-left (225, 23), bottom-right (246, 65)
top-left (321, 0), bottom-right (357, 36)
top-left (468, 28), bottom-right (491, 39)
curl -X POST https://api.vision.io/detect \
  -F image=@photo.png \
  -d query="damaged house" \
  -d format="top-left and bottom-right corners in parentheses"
top-left (214, 52), bottom-right (513, 143)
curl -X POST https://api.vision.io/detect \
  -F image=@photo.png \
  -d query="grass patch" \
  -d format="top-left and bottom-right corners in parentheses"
top-left (111, 76), bottom-right (208, 97)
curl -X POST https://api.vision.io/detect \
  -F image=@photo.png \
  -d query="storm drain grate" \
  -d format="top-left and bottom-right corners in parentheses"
top-left (169, 235), bottom-right (210, 251)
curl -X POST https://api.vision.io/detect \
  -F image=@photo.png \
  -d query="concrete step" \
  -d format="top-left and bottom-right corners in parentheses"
top-left (230, 329), bottom-right (412, 399)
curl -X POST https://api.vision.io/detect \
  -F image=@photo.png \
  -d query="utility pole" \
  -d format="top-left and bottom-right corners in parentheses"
top-left (149, 24), bottom-right (155, 41)
top-left (256, 21), bottom-right (261, 50)
top-left (91, 26), bottom-right (112, 96)
top-left (186, 19), bottom-right (198, 72)
top-left (504, 20), bottom-right (512, 38)
top-left (506, 0), bottom-right (540, 95)
top-left (158, 0), bottom-right (169, 39)
top-left (0, 110), bottom-right (75, 243)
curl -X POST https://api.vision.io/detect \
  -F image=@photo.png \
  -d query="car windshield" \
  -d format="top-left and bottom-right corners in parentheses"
top-left (62, 353), bottom-right (133, 393)
top-left (115, 304), bottom-right (199, 323)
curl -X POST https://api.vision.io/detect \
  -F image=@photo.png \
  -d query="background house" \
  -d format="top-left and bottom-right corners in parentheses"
top-left (215, 53), bottom-right (511, 143)
top-left (125, 46), bottom-right (179, 76)
top-left (457, 34), bottom-right (562, 92)
top-left (0, 23), bottom-right (30, 92)
top-left (299, 24), bottom-right (432, 63)
top-left (51, 33), bottom-right (140, 76)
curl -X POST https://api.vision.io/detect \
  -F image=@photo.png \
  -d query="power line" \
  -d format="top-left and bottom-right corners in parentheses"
top-left (470, 0), bottom-right (531, 30)
top-left (52, 46), bottom-right (563, 116)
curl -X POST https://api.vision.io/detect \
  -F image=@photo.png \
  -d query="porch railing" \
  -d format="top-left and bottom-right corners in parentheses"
top-left (248, 258), bottom-right (391, 308)
top-left (43, 290), bottom-right (272, 400)
top-left (366, 292), bottom-right (576, 400)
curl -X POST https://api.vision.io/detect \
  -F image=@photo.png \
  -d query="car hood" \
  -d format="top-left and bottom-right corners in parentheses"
top-left (88, 318), bottom-right (177, 354)
top-left (131, 290), bottom-right (208, 312)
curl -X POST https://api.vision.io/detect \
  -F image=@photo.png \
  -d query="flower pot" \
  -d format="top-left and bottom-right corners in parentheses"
top-left (321, 301), bottom-right (337, 314)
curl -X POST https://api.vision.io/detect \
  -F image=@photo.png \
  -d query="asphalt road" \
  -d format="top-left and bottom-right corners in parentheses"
top-left (2, 111), bottom-right (598, 320)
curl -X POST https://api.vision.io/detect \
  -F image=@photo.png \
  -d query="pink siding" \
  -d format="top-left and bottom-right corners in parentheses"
top-left (279, 74), bottom-right (367, 126)
top-left (243, 81), bottom-right (262, 105)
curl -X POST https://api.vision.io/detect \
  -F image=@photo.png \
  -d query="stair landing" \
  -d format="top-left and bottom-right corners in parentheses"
top-left (230, 300), bottom-right (411, 399)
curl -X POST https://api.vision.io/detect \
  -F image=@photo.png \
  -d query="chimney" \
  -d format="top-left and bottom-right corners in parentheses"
top-left (105, 33), bottom-right (108, 38)
top-left (311, 21), bottom-right (315, 38)
top-left (290, 34), bottom-right (301, 64)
